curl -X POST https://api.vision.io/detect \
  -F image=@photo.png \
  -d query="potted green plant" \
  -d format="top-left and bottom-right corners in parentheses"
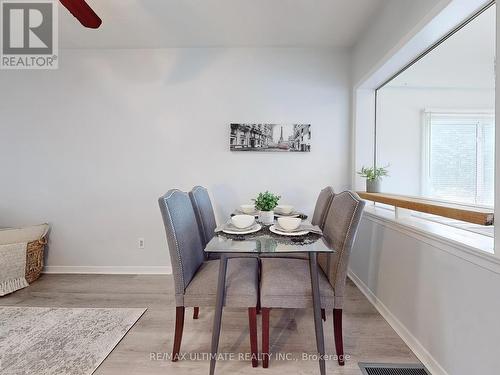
top-left (253, 191), bottom-right (281, 225)
top-left (357, 165), bottom-right (389, 193)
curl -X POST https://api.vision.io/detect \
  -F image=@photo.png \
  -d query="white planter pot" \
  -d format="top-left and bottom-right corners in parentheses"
top-left (258, 210), bottom-right (274, 225)
top-left (366, 179), bottom-right (381, 193)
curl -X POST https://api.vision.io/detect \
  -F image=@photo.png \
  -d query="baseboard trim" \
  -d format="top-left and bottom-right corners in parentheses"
top-left (348, 269), bottom-right (448, 375)
top-left (43, 266), bottom-right (172, 275)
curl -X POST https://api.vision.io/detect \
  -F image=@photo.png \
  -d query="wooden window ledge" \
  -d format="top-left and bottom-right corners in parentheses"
top-left (357, 192), bottom-right (494, 226)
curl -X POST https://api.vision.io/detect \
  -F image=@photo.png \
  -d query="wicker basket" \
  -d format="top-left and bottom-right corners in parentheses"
top-left (25, 237), bottom-right (46, 284)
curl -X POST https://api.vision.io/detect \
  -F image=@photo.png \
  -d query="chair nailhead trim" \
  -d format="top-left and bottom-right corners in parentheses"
top-left (165, 190), bottom-right (186, 294)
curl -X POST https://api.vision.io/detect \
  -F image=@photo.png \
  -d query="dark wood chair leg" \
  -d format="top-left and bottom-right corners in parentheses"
top-left (257, 258), bottom-right (262, 315)
top-left (333, 308), bottom-right (344, 366)
top-left (321, 308), bottom-right (326, 321)
top-left (193, 306), bottom-right (199, 319)
top-left (172, 306), bottom-right (185, 362)
top-left (262, 307), bottom-right (270, 368)
top-left (256, 280), bottom-right (261, 315)
top-left (248, 307), bottom-right (258, 367)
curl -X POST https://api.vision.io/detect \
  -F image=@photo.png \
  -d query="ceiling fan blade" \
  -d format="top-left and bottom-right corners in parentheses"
top-left (60, 0), bottom-right (102, 29)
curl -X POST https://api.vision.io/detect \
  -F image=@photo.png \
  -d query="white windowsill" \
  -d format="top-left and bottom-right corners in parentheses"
top-left (363, 205), bottom-right (500, 275)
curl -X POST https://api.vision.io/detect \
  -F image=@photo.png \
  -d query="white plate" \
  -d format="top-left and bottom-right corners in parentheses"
top-left (222, 224), bottom-right (262, 235)
top-left (269, 225), bottom-right (309, 236)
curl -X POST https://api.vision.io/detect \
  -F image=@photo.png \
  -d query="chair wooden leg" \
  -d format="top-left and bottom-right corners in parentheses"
top-left (248, 307), bottom-right (258, 367)
top-left (193, 306), bottom-right (199, 319)
top-left (333, 308), bottom-right (344, 366)
top-left (257, 258), bottom-right (262, 315)
top-left (262, 307), bottom-right (270, 368)
top-left (172, 306), bottom-right (185, 362)
top-left (321, 308), bottom-right (326, 321)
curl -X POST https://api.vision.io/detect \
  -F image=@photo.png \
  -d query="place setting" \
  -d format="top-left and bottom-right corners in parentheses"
top-left (270, 217), bottom-right (322, 237)
top-left (274, 204), bottom-right (303, 218)
top-left (217, 191), bottom-right (322, 239)
top-left (216, 214), bottom-right (262, 235)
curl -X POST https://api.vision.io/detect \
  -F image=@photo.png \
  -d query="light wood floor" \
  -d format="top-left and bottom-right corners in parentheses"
top-left (0, 274), bottom-right (419, 374)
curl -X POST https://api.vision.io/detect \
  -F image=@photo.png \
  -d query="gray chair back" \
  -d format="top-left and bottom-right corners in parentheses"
top-left (189, 186), bottom-right (217, 249)
top-left (311, 186), bottom-right (335, 229)
top-left (159, 189), bottom-right (205, 305)
top-left (319, 191), bottom-right (365, 309)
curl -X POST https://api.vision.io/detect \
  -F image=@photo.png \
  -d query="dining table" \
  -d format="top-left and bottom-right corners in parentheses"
top-left (204, 217), bottom-right (335, 375)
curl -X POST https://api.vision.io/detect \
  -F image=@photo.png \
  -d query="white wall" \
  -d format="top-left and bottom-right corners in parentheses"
top-left (376, 87), bottom-right (494, 195)
top-left (0, 47), bottom-right (351, 272)
top-left (352, 0), bottom-right (452, 87)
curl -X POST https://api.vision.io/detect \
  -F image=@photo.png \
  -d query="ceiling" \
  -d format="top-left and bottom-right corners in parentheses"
top-left (59, 0), bottom-right (386, 49)
top-left (387, 4), bottom-right (496, 90)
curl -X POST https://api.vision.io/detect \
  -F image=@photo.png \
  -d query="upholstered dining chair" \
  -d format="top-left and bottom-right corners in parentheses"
top-left (261, 186), bottom-right (334, 263)
top-left (158, 189), bottom-right (259, 367)
top-left (189, 186), bottom-right (219, 319)
top-left (189, 186), bottom-right (217, 250)
top-left (311, 186), bottom-right (335, 320)
top-left (260, 191), bottom-right (365, 367)
top-left (311, 186), bottom-right (335, 229)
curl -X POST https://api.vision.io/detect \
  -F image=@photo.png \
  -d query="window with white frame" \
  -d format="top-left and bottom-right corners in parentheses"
top-left (422, 112), bottom-right (494, 207)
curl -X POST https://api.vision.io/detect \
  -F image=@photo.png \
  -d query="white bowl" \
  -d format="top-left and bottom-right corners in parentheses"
top-left (231, 215), bottom-right (255, 229)
top-left (240, 204), bottom-right (256, 214)
top-left (277, 217), bottom-right (301, 231)
top-left (276, 204), bottom-right (294, 215)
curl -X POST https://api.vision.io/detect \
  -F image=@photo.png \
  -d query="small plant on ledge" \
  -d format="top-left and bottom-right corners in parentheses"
top-left (357, 165), bottom-right (389, 193)
top-left (253, 191), bottom-right (280, 225)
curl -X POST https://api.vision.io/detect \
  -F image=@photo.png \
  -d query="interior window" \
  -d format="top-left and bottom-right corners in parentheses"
top-left (375, 4), bottom-right (496, 207)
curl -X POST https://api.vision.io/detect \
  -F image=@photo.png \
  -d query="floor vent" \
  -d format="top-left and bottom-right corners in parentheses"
top-left (359, 363), bottom-right (430, 375)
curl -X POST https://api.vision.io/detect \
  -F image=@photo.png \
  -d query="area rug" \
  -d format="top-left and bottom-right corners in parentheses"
top-left (0, 306), bottom-right (146, 374)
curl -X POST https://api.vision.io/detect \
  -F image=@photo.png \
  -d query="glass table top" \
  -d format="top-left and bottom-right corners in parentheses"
top-left (204, 226), bottom-right (334, 254)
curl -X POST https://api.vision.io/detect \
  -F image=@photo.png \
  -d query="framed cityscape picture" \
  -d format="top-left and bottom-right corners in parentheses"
top-left (230, 124), bottom-right (311, 152)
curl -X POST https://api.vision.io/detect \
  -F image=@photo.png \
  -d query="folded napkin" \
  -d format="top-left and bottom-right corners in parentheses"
top-left (275, 222), bottom-right (322, 235)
